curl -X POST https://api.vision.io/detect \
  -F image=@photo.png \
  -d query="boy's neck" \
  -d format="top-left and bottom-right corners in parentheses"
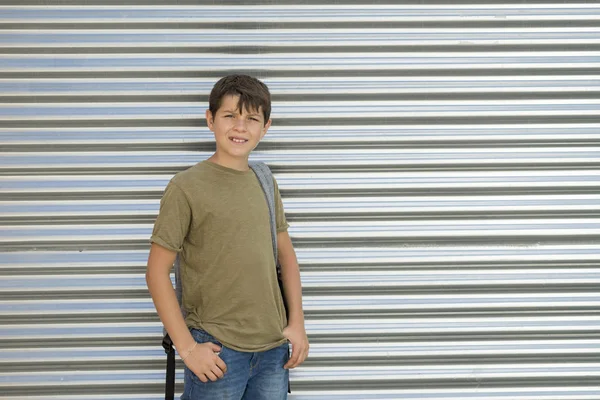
top-left (207, 153), bottom-right (250, 172)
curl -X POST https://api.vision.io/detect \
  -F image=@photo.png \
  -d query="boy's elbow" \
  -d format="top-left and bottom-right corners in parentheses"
top-left (145, 265), bottom-right (157, 288)
top-left (146, 259), bottom-right (170, 280)
top-left (145, 267), bottom-right (153, 286)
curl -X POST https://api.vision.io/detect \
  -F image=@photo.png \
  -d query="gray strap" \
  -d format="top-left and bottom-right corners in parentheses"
top-left (174, 256), bottom-right (185, 317)
top-left (249, 161), bottom-right (279, 268)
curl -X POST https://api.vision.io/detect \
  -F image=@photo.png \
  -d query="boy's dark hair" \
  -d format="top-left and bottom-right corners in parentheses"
top-left (209, 75), bottom-right (271, 124)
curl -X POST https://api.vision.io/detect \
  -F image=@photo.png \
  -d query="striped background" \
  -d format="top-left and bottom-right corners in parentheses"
top-left (1, 2), bottom-right (600, 399)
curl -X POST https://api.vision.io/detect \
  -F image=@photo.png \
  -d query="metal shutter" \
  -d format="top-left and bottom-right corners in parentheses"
top-left (1, 2), bottom-right (600, 399)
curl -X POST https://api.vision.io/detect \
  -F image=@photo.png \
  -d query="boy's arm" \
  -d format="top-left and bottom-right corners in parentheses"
top-left (278, 230), bottom-right (309, 369)
top-left (146, 243), bottom-right (195, 352)
top-left (146, 243), bottom-right (227, 382)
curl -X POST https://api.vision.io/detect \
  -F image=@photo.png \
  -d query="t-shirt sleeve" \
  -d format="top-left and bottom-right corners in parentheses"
top-left (150, 181), bottom-right (191, 252)
top-left (274, 178), bottom-right (289, 232)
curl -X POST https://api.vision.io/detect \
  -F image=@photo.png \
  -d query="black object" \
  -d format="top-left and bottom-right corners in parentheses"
top-left (163, 334), bottom-right (176, 400)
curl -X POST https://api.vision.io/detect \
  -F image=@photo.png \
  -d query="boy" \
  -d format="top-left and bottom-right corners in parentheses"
top-left (146, 75), bottom-right (309, 400)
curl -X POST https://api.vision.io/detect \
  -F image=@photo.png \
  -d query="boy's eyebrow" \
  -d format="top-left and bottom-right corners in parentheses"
top-left (222, 108), bottom-right (262, 118)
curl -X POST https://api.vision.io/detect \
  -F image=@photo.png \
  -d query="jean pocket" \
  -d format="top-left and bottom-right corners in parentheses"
top-left (185, 329), bottom-right (224, 385)
top-left (190, 328), bottom-right (220, 346)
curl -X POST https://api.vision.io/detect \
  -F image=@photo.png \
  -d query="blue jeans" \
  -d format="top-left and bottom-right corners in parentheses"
top-left (181, 329), bottom-right (289, 400)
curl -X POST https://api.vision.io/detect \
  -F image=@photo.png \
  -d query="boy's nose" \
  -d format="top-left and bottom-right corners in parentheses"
top-left (233, 117), bottom-right (247, 131)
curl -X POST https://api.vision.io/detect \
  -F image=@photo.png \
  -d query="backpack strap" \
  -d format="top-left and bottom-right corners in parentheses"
top-left (250, 161), bottom-right (291, 394)
top-left (162, 333), bottom-right (175, 400)
top-left (163, 256), bottom-right (183, 400)
top-left (249, 161), bottom-right (279, 273)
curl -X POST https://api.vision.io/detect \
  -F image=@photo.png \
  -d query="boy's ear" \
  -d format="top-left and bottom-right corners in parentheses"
top-left (205, 109), bottom-right (214, 131)
top-left (261, 118), bottom-right (272, 139)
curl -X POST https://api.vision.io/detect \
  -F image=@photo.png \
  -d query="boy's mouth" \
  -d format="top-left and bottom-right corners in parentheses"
top-left (229, 137), bottom-right (248, 144)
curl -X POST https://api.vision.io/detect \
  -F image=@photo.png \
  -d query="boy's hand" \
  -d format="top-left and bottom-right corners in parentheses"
top-left (283, 323), bottom-right (309, 369)
top-left (183, 342), bottom-right (227, 382)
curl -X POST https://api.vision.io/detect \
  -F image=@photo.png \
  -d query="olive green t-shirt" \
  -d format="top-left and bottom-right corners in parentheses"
top-left (150, 160), bottom-right (289, 352)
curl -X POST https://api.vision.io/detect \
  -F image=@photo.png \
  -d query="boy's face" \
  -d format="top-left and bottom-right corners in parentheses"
top-left (206, 95), bottom-right (271, 161)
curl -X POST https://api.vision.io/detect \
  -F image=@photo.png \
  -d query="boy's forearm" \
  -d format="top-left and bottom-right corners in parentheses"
top-left (146, 255), bottom-right (195, 352)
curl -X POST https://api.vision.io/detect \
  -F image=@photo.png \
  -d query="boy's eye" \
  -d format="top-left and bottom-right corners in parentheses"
top-left (249, 117), bottom-right (259, 122)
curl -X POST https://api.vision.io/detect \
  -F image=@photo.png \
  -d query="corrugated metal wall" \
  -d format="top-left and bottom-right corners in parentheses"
top-left (1, 2), bottom-right (600, 399)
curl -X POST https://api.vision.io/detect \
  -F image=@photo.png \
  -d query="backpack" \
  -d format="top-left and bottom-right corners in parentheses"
top-left (161, 161), bottom-right (288, 399)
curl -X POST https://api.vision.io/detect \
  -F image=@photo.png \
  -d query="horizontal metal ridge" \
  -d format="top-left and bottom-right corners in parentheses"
top-left (2, 4), bottom-right (599, 23)
top-left (2, 77), bottom-right (599, 97)
top-left (284, 195), bottom-right (600, 216)
top-left (1, 363), bottom-right (599, 387)
top-left (306, 316), bottom-right (600, 336)
top-left (2, 171), bottom-right (598, 195)
top-left (3, 339), bottom-right (600, 363)
top-left (2, 293), bottom-right (599, 315)
top-left (2, 194), bottom-right (599, 221)
top-left (303, 269), bottom-right (600, 289)
top-left (4, 387), bottom-right (600, 400)
top-left (2, 245), bottom-right (598, 271)
top-left (2, 219), bottom-right (600, 247)
top-left (1, 149), bottom-right (599, 172)
top-left (291, 363), bottom-right (600, 383)
top-left (3, 316), bottom-right (600, 341)
top-left (3, 125), bottom-right (600, 147)
top-left (2, 52), bottom-right (599, 72)
top-left (4, 28), bottom-right (600, 48)
top-left (289, 219), bottom-right (600, 242)
top-left (302, 293), bottom-right (600, 312)
top-left (2, 100), bottom-right (600, 121)
top-left (230, 388), bottom-right (600, 400)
